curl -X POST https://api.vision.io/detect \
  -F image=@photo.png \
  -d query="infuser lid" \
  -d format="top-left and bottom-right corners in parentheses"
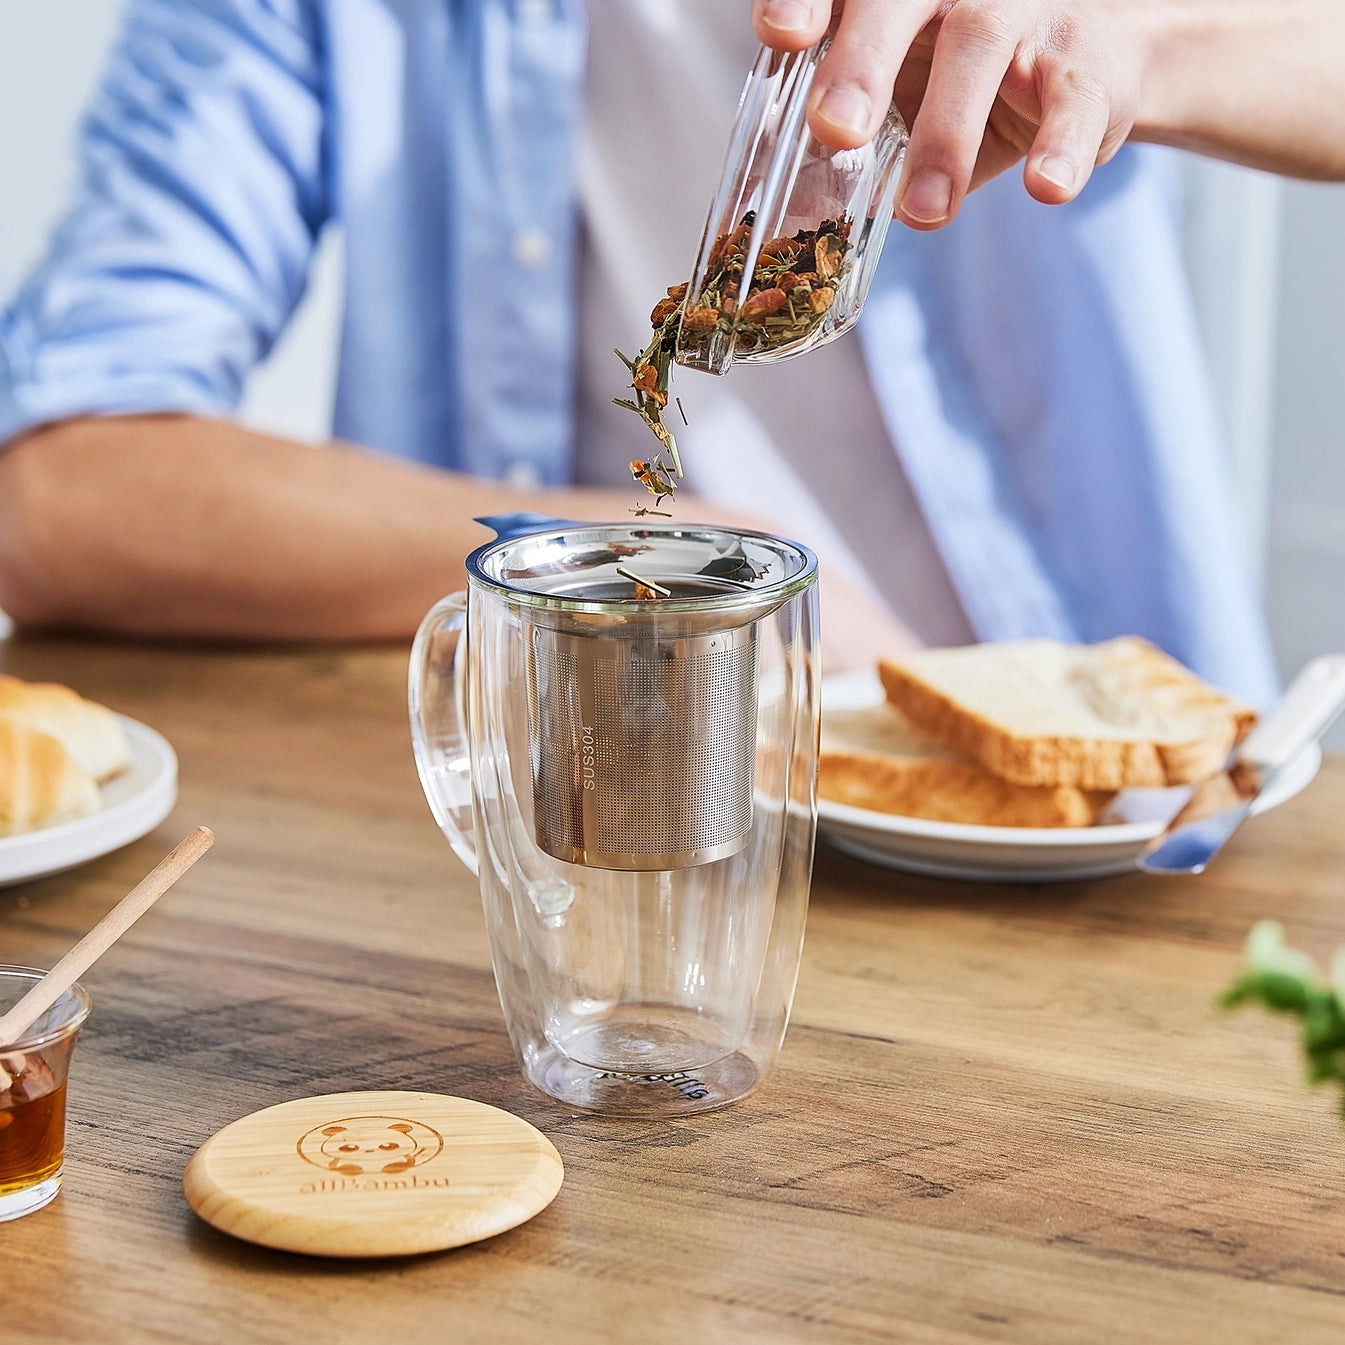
top-left (466, 515), bottom-right (817, 611)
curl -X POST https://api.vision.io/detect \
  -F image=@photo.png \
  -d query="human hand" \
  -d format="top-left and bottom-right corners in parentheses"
top-left (752, 0), bottom-right (1142, 229)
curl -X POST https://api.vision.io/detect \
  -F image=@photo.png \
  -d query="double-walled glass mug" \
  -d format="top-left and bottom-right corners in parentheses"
top-left (409, 516), bottom-right (820, 1116)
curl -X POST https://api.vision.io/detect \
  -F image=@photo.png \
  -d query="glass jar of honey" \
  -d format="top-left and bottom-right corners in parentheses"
top-left (0, 967), bottom-right (90, 1221)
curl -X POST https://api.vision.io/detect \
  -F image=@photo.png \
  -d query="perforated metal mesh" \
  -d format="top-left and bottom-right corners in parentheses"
top-left (592, 644), bottom-right (754, 855)
top-left (530, 626), bottom-right (758, 867)
top-left (536, 646), bottom-right (583, 850)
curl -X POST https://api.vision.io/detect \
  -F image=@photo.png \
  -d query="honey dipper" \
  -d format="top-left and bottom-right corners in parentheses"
top-left (0, 826), bottom-right (214, 1085)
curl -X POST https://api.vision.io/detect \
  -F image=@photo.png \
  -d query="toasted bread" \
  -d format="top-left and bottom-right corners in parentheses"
top-left (877, 637), bottom-right (1256, 791)
top-left (819, 702), bottom-right (1113, 827)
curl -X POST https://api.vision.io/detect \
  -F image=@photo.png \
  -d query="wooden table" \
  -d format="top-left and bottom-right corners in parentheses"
top-left (3, 637), bottom-right (1345, 1344)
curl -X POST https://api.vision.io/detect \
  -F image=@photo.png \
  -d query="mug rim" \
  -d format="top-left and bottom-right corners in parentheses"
top-left (465, 521), bottom-right (819, 616)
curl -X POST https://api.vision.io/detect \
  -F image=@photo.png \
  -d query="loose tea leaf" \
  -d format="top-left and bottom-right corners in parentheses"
top-left (614, 290), bottom-right (685, 514)
top-left (627, 456), bottom-right (678, 517)
top-left (677, 211), bottom-right (854, 362)
top-left (614, 210), bottom-right (854, 514)
top-left (1222, 920), bottom-right (1345, 1117)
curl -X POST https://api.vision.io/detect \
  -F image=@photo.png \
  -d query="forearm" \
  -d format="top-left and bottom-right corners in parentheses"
top-left (0, 414), bottom-right (919, 663)
top-left (1127, 0), bottom-right (1345, 178)
top-left (0, 415), bottom-right (636, 640)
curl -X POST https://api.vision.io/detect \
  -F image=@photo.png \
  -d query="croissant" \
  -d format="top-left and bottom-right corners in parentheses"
top-left (0, 675), bottom-right (131, 782)
top-left (0, 720), bottom-right (100, 837)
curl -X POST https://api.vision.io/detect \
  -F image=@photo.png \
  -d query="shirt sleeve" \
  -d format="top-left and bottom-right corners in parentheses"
top-left (0, 0), bottom-right (328, 444)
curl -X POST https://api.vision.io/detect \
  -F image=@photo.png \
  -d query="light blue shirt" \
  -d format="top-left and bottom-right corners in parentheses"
top-left (0, 0), bottom-right (1278, 703)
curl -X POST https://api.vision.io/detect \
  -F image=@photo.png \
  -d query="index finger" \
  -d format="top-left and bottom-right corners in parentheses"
top-left (751, 0), bottom-right (833, 51)
top-left (807, 0), bottom-right (936, 149)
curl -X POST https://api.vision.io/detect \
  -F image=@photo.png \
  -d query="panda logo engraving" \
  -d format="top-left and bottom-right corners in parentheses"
top-left (296, 1115), bottom-right (444, 1175)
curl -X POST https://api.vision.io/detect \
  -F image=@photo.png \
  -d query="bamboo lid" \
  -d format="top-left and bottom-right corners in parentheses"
top-left (183, 1090), bottom-right (563, 1257)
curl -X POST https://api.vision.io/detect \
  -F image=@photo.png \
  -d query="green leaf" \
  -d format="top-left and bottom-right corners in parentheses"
top-left (1304, 1050), bottom-right (1345, 1085)
top-left (1303, 996), bottom-right (1345, 1052)
top-left (1246, 919), bottom-right (1322, 979)
top-left (1221, 969), bottom-right (1315, 1015)
top-left (1223, 922), bottom-right (1345, 1122)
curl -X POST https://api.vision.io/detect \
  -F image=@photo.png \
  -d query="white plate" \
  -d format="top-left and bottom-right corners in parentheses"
top-left (0, 716), bottom-right (178, 887)
top-left (818, 672), bottom-right (1321, 882)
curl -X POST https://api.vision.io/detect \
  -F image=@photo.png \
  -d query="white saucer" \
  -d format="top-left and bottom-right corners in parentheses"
top-left (0, 716), bottom-right (178, 887)
top-left (818, 672), bottom-right (1321, 883)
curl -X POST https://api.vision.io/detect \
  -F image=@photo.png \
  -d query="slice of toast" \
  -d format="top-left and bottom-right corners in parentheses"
top-left (819, 702), bottom-right (1113, 828)
top-left (877, 637), bottom-right (1257, 791)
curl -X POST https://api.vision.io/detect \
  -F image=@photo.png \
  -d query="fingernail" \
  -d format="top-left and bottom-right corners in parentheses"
top-left (1036, 156), bottom-right (1076, 192)
top-left (763, 0), bottom-right (812, 33)
top-left (815, 84), bottom-right (872, 138)
top-left (900, 170), bottom-right (953, 224)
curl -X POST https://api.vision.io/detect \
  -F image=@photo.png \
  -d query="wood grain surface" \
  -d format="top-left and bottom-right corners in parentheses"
top-left (2, 636), bottom-right (1344, 1344)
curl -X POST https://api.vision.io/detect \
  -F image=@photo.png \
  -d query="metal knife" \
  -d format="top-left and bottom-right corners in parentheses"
top-left (1139, 654), bottom-right (1345, 875)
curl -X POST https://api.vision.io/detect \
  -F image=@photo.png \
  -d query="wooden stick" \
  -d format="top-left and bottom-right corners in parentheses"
top-left (0, 826), bottom-right (215, 1052)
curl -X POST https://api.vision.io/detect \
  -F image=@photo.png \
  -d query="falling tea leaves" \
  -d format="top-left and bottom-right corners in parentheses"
top-left (615, 211), bottom-right (854, 515)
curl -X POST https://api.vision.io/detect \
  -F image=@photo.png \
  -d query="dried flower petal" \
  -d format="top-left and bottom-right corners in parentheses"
top-left (815, 234), bottom-right (842, 280)
top-left (740, 287), bottom-right (788, 322)
top-left (808, 286), bottom-right (835, 314)
top-left (629, 456), bottom-right (676, 500)
top-left (650, 296), bottom-right (680, 327)
top-left (683, 306), bottom-right (719, 332)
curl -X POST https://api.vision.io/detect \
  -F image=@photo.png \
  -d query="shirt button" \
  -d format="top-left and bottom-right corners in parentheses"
top-left (505, 461), bottom-right (542, 489)
top-left (512, 229), bottom-right (551, 269)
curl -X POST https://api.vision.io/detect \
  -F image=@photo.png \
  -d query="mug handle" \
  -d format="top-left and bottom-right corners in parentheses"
top-left (408, 591), bottom-right (478, 876)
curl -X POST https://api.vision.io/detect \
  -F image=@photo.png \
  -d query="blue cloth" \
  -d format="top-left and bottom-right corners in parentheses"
top-left (0, 0), bottom-right (1278, 704)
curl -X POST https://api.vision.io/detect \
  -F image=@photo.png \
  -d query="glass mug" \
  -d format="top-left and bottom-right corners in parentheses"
top-left (409, 516), bottom-right (820, 1115)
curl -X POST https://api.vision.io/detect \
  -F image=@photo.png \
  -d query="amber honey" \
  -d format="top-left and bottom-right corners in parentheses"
top-left (0, 1072), bottom-right (67, 1195)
